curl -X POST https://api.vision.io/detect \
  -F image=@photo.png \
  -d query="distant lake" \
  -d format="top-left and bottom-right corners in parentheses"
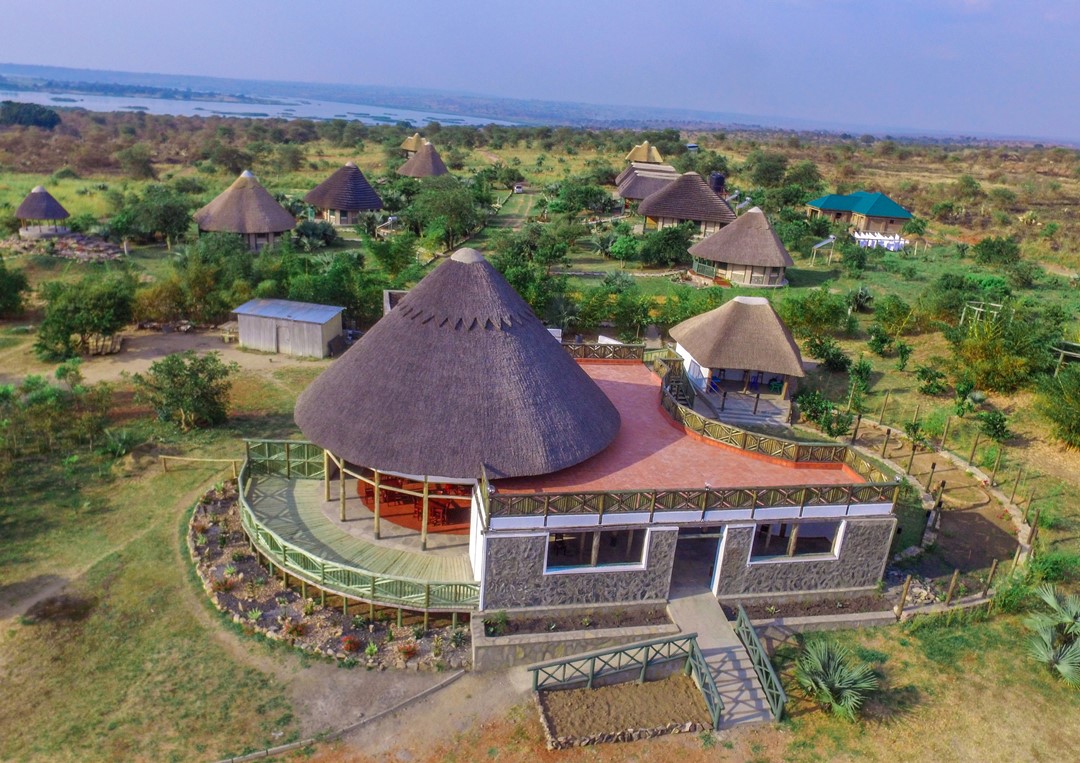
top-left (0, 89), bottom-right (515, 126)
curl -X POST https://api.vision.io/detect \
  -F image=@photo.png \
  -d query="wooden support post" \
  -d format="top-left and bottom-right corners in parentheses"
top-left (720, 389), bottom-right (727, 411)
top-left (989, 448), bottom-right (1003, 487)
top-left (232, 460), bottom-right (238, 479)
top-left (982, 559), bottom-right (999, 597)
top-left (911, 404), bottom-right (920, 426)
top-left (945, 569), bottom-right (960, 606)
top-left (320, 589), bottom-right (325, 607)
top-left (421, 477), bottom-right (431, 551)
top-left (285, 442), bottom-right (291, 480)
top-left (301, 580), bottom-right (306, 600)
top-left (1023, 487), bottom-right (1037, 525)
top-left (339, 463), bottom-right (346, 522)
top-left (967, 432), bottom-right (981, 467)
top-left (452, 612), bottom-right (458, 629)
top-left (423, 595), bottom-right (430, 631)
top-left (1029, 505), bottom-right (1043, 548)
top-left (397, 607), bottom-right (403, 627)
top-left (753, 392), bottom-right (761, 415)
top-left (373, 470), bottom-right (382, 540)
top-left (343, 596), bottom-right (348, 617)
top-left (1010, 545), bottom-right (1022, 575)
top-left (878, 390), bottom-right (891, 425)
top-left (906, 444), bottom-right (917, 475)
top-left (161, 455), bottom-right (168, 472)
top-left (369, 600), bottom-right (374, 620)
top-left (323, 450), bottom-right (330, 501)
top-left (880, 428), bottom-right (891, 457)
top-left (896, 574), bottom-right (913, 621)
top-left (785, 525), bottom-right (800, 557)
top-left (940, 416), bottom-right (952, 452)
top-left (925, 462), bottom-right (937, 492)
top-left (590, 531), bottom-right (602, 566)
top-left (1009, 467), bottom-right (1024, 505)
top-left (935, 480), bottom-right (946, 506)
top-left (851, 414), bottom-right (862, 444)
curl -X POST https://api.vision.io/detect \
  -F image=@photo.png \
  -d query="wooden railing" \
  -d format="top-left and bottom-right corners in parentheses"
top-left (237, 460), bottom-right (480, 611)
top-left (245, 439), bottom-right (325, 479)
top-left (733, 605), bottom-right (786, 720)
top-left (528, 632), bottom-right (723, 729)
top-left (650, 358), bottom-right (893, 484)
top-left (562, 342), bottom-right (645, 361)
top-left (488, 482), bottom-right (897, 521)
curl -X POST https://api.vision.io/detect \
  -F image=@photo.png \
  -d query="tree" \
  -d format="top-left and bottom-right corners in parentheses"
top-left (0, 257), bottom-right (29, 317)
top-left (1037, 365), bottom-right (1080, 447)
top-left (0, 100), bottom-right (60, 129)
top-left (638, 223), bottom-right (694, 268)
top-left (745, 150), bottom-right (789, 187)
top-left (405, 177), bottom-right (483, 250)
top-left (947, 304), bottom-right (1062, 392)
top-left (1025, 584), bottom-right (1080, 687)
top-left (115, 143), bottom-right (157, 179)
top-left (546, 179), bottom-right (611, 216)
top-left (972, 236), bottom-right (1021, 267)
top-left (609, 235), bottom-right (640, 267)
top-left (366, 232), bottom-right (418, 278)
top-left (776, 289), bottom-right (850, 339)
top-left (35, 274), bottom-right (136, 360)
top-left (132, 351), bottom-right (238, 431)
top-left (795, 639), bottom-right (879, 721)
top-left (783, 160), bottom-right (824, 194)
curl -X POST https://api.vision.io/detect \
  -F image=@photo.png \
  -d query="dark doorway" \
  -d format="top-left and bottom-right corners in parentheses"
top-left (669, 526), bottom-right (724, 596)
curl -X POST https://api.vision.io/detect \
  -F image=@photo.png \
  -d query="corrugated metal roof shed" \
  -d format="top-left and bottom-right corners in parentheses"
top-left (234, 298), bottom-right (344, 325)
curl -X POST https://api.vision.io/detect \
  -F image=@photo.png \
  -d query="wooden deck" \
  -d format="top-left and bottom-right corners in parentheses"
top-left (247, 476), bottom-right (476, 584)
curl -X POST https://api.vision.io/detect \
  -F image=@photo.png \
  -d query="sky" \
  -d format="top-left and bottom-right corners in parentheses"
top-left (4, 0), bottom-right (1078, 139)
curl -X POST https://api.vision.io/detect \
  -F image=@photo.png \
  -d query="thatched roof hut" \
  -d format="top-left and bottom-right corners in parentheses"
top-left (617, 169), bottom-right (678, 203)
top-left (688, 207), bottom-right (793, 287)
top-left (624, 141), bottom-right (664, 164)
top-left (397, 142), bottom-right (449, 178)
top-left (670, 296), bottom-right (805, 380)
top-left (194, 171), bottom-right (296, 251)
top-left (295, 248), bottom-right (621, 479)
top-left (615, 162), bottom-right (677, 186)
top-left (637, 172), bottom-right (736, 235)
top-left (16, 186), bottom-right (69, 222)
top-left (400, 132), bottom-right (425, 155)
top-left (304, 162), bottom-right (382, 225)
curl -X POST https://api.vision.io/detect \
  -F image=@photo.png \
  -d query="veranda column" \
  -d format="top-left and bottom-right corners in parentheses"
top-left (339, 462), bottom-right (346, 521)
top-left (323, 450), bottom-right (330, 501)
top-left (373, 469), bottom-right (382, 540)
top-left (420, 477), bottom-right (430, 551)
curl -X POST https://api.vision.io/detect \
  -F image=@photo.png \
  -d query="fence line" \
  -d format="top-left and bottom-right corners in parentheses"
top-left (733, 605), bottom-right (786, 720)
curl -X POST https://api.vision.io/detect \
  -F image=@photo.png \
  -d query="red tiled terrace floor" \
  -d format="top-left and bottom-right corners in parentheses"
top-left (496, 362), bottom-right (864, 495)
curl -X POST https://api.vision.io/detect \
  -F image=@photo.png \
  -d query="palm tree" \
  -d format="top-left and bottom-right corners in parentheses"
top-left (1025, 584), bottom-right (1080, 687)
top-left (795, 640), bottom-right (879, 721)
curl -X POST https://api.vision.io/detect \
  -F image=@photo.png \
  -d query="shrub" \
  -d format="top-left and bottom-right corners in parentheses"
top-left (412, 624), bottom-right (427, 640)
top-left (794, 639), bottom-right (879, 721)
top-left (1029, 551), bottom-right (1080, 584)
top-left (914, 365), bottom-right (948, 395)
top-left (1036, 365), bottom-right (1080, 447)
top-left (1024, 584), bottom-right (1080, 687)
top-left (849, 356), bottom-right (873, 393)
top-left (484, 610), bottom-right (510, 637)
top-left (895, 341), bottom-right (913, 371)
top-left (397, 641), bottom-right (420, 661)
top-left (867, 324), bottom-right (893, 356)
top-left (449, 628), bottom-right (468, 648)
top-left (342, 635), bottom-right (364, 653)
top-left (806, 336), bottom-right (851, 372)
top-left (282, 619), bottom-right (305, 639)
top-left (978, 410), bottom-right (1011, 442)
top-left (972, 236), bottom-right (1021, 267)
top-left (365, 640), bottom-right (379, 658)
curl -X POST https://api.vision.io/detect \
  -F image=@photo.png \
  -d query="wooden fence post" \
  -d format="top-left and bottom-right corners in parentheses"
top-left (1009, 544), bottom-right (1022, 575)
top-left (945, 569), bottom-right (960, 606)
top-left (967, 432), bottom-right (981, 467)
top-left (896, 574), bottom-right (913, 620)
top-left (1009, 467), bottom-right (1024, 505)
top-left (161, 455), bottom-right (168, 472)
top-left (989, 448), bottom-right (1003, 487)
top-left (982, 559), bottom-right (999, 597)
top-left (850, 414), bottom-right (862, 444)
top-left (878, 390), bottom-right (891, 425)
top-left (940, 416), bottom-right (952, 452)
top-left (1023, 487), bottom-right (1037, 525)
top-left (906, 443), bottom-right (917, 475)
top-left (880, 428), bottom-right (891, 458)
top-left (924, 462), bottom-right (937, 492)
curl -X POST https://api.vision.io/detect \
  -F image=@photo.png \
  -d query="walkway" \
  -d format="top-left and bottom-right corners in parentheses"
top-left (667, 591), bottom-right (773, 728)
top-left (247, 476), bottom-right (475, 583)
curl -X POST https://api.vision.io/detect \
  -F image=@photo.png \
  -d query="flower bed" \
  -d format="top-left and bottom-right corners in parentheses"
top-left (188, 481), bottom-right (471, 671)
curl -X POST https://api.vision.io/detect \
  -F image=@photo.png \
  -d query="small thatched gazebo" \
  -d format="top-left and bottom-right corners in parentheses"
top-left (689, 207), bottom-right (793, 287)
top-left (669, 296), bottom-right (804, 399)
top-left (304, 162), bottom-right (383, 226)
top-left (193, 170), bottom-right (296, 252)
top-left (624, 141), bottom-right (664, 164)
top-left (400, 132), bottom-right (425, 157)
top-left (16, 186), bottom-right (70, 238)
top-left (638, 172), bottom-right (736, 235)
top-left (397, 142), bottom-right (449, 178)
top-left (295, 247), bottom-right (621, 547)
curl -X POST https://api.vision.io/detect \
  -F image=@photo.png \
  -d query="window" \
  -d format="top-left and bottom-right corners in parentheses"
top-left (750, 521), bottom-right (841, 561)
top-left (546, 529), bottom-right (647, 571)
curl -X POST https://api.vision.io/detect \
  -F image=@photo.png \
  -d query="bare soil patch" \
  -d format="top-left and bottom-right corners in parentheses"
top-left (725, 593), bottom-right (890, 620)
top-left (539, 674), bottom-right (711, 739)
top-left (487, 607), bottom-right (670, 637)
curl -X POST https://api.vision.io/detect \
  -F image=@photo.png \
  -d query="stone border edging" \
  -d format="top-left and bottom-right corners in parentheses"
top-left (210, 669), bottom-right (464, 763)
top-left (749, 592), bottom-right (993, 634)
top-left (535, 690), bottom-right (707, 750)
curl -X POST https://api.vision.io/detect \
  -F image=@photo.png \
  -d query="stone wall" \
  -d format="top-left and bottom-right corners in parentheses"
top-left (482, 529), bottom-right (677, 610)
top-left (715, 518), bottom-right (895, 598)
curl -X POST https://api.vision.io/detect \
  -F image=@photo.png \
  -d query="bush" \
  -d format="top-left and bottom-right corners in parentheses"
top-left (972, 236), bottom-right (1021, 267)
top-left (806, 336), bottom-right (851, 372)
top-left (1029, 551), bottom-right (1080, 583)
top-left (1024, 584), bottom-right (1080, 687)
top-left (794, 639), bottom-right (879, 721)
top-left (132, 350), bottom-right (238, 431)
top-left (1036, 365), bottom-right (1080, 447)
top-left (914, 365), bottom-right (948, 395)
top-left (867, 324), bottom-right (892, 356)
top-left (777, 288), bottom-right (851, 339)
top-left (978, 410), bottom-right (1011, 442)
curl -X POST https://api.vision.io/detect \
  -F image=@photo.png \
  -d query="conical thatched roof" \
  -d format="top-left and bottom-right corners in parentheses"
top-left (638, 172), bottom-right (736, 225)
top-left (400, 132), bottom-right (425, 153)
top-left (624, 141), bottom-right (664, 164)
top-left (689, 207), bottom-right (793, 267)
top-left (295, 248), bottom-right (621, 479)
top-left (194, 171), bottom-right (296, 234)
top-left (397, 142), bottom-right (449, 178)
top-left (670, 296), bottom-right (804, 377)
top-left (304, 162), bottom-right (383, 212)
top-left (15, 186), bottom-right (69, 220)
